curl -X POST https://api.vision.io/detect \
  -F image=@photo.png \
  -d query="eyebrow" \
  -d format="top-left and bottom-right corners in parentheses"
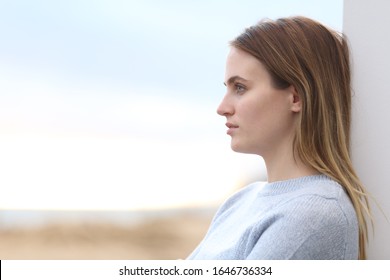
top-left (223, 75), bottom-right (249, 86)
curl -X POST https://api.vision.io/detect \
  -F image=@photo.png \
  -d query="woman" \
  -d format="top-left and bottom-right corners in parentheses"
top-left (187, 16), bottom-right (371, 260)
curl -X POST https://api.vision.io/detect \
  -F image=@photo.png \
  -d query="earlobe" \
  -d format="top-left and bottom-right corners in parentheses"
top-left (290, 85), bottom-right (302, 113)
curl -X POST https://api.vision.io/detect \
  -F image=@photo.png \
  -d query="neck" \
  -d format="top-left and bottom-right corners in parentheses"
top-left (262, 145), bottom-right (319, 183)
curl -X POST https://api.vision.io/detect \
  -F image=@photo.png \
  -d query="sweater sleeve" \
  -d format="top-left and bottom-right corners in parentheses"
top-left (245, 194), bottom-right (356, 260)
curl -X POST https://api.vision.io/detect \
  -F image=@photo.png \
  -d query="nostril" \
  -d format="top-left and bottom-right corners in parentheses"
top-left (217, 95), bottom-right (234, 116)
top-left (216, 105), bottom-right (225, 116)
top-left (217, 104), bottom-right (233, 117)
top-left (217, 108), bottom-right (229, 117)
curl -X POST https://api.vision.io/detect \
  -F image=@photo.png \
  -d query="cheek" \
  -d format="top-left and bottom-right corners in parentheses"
top-left (242, 96), bottom-right (291, 136)
top-left (238, 97), bottom-right (268, 125)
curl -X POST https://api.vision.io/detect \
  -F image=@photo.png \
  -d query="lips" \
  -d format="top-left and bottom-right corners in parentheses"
top-left (226, 122), bottom-right (239, 129)
top-left (226, 122), bottom-right (239, 135)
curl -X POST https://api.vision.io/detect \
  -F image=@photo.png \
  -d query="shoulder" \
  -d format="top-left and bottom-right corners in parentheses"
top-left (276, 189), bottom-right (354, 227)
top-left (214, 181), bottom-right (267, 216)
top-left (273, 178), bottom-right (357, 227)
top-left (246, 178), bottom-right (359, 259)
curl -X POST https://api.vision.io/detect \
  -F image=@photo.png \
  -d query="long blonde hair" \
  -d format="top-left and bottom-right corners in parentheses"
top-left (231, 16), bottom-right (371, 259)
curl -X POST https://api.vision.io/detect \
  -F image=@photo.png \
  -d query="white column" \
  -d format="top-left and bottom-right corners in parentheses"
top-left (344, 0), bottom-right (390, 259)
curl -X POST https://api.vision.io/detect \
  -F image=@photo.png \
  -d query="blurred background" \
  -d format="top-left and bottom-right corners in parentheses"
top-left (0, 0), bottom-right (342, 259)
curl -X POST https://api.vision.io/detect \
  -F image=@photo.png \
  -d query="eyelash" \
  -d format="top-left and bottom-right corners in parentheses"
top-left (234, 83), bottom-right (246, 94)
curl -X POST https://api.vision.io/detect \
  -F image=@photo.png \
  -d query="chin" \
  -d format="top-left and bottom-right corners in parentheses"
top-left (230, 139), bottom-right (240, 151)
top-left (230, 141), bottom-right (255, 154)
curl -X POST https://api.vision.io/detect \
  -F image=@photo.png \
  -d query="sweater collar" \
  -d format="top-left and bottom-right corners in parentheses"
top-left (259, 174), bottom-right (332, 196)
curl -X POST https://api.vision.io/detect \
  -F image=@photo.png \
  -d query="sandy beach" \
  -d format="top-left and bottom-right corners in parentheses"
top-left (0, 213), bottom-right (212, 260)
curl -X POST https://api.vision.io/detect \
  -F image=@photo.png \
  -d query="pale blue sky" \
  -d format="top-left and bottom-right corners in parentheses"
top-left (0, 0), bottom-right (343, 102)
top-left (0, 0), bottom-right (344, 210)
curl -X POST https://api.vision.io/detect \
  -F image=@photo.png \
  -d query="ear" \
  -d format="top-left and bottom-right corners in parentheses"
top-left (289, 85), bottom-right (302, 113)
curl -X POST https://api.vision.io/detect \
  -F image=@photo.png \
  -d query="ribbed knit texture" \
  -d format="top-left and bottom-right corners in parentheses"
top-left (187, 174), bottom-right (358, 260)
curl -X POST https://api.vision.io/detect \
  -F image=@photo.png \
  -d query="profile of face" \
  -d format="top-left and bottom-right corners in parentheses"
top-left (217, 47), bottom-right (301, 158)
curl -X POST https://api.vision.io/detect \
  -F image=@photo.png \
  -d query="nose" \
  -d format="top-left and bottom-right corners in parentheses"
top-left (217, 94), bottom-right (234, 116)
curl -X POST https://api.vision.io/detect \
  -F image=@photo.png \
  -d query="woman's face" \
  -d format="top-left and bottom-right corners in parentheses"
top-left (217, 47), bottom-right (300, 157)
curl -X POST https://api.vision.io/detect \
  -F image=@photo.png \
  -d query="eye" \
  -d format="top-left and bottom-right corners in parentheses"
top-left (234, 83), bottom-right (246, 94)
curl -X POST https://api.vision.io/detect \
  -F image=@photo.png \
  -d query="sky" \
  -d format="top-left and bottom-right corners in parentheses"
top-left (0, 0), bottom-right (344, 210)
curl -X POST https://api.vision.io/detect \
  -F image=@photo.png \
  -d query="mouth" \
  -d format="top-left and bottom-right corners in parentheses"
top-left (226, 122), bottom-right (239, 135)
top-left (226, 122), bottom-right (239, 128)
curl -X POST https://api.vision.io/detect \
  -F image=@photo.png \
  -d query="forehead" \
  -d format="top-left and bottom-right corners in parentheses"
top-left (225, 47), bottom-right (269, 82)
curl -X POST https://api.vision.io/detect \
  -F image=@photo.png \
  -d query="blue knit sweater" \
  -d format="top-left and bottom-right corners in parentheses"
top-left (187, 175), bottom-right (358, 260)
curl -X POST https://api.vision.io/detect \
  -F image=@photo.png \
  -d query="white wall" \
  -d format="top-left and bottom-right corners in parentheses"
top-left (344, 0), bottom-right (390, 259)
